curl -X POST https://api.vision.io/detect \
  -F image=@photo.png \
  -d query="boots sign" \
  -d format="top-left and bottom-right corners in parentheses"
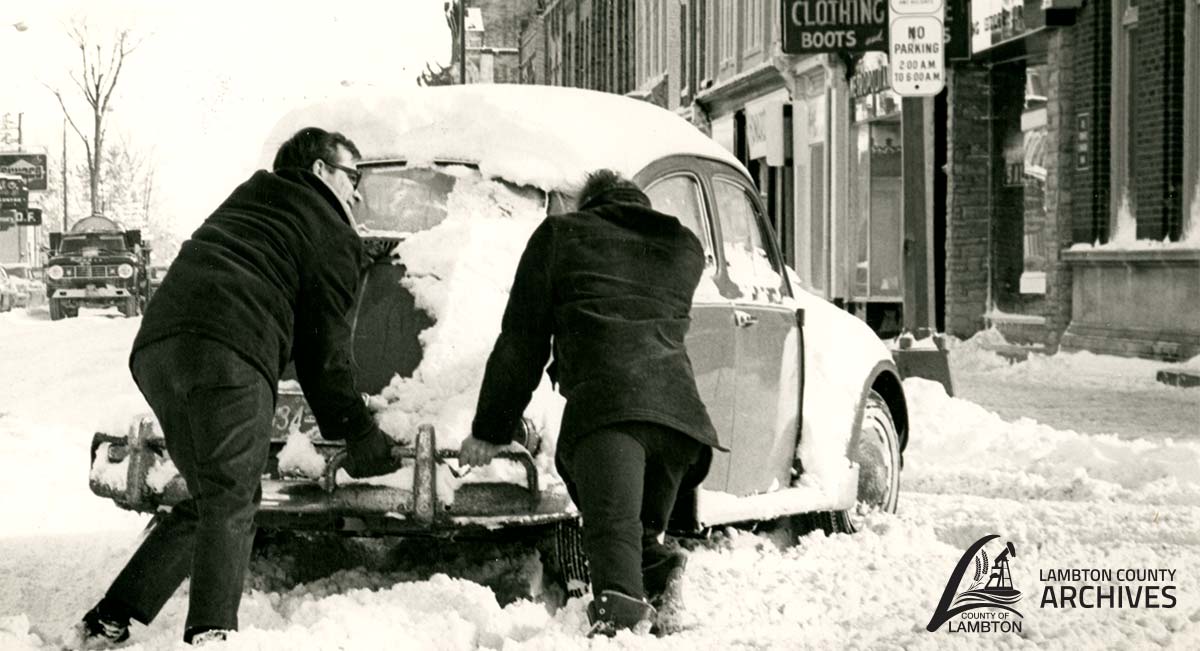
top-left (781, 0), bottom-right (888, 54)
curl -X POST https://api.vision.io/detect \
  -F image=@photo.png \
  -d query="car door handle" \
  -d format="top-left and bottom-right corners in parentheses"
top-left (733, 310), bottom-right (758, 328)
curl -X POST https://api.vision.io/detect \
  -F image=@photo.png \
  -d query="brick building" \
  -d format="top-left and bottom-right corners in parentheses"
top-left (946, 0), bottom-right (1200, 360)
top-left (454, 0), bottom-right (542, 84)
top-left (519, 0), bottom-right (636, 94)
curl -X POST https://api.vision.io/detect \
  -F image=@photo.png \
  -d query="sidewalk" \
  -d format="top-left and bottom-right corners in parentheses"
top-left (947, 335), bottom-right (1200, 442)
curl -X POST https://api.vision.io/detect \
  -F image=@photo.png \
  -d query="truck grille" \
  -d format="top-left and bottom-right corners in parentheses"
top-left (64, 264), bottom-right (121, 279)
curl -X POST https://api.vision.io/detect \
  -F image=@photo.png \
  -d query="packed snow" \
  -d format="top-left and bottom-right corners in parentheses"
top-left (1, 306), bottom-right (1198, 649)
top-left (259, 85), bottom-right (748, 194)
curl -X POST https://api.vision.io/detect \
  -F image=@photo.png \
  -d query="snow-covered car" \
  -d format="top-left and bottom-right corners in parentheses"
top-left (1, 263), bottom-right (45, 308)
top-left (0, 267), bottom-right (17, 312)
top-left (88, 85), bottom-right (908, 590)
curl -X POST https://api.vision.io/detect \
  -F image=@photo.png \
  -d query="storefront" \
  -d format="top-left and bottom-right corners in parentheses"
top-left (943, 0), bottom-right (1071, 346)
top-left (703, 74), bottom-right (797, 269)
top-left (846, 52), bottom-right (905, 336)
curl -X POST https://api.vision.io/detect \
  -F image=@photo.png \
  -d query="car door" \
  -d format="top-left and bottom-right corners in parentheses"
top-left (708, 167), bottom-right (801, 496)
top-left (641, 166), bottom-right (734, 491)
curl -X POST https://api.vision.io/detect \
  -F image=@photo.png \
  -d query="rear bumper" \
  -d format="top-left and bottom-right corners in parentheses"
top-left (89, 418), bottom-right (576, 536)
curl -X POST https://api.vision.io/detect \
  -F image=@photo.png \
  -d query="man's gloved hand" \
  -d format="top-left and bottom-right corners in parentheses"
top-left (459, 436), bottom-right (506, 467)
top-left (343, 424), bottom-right (404, 479)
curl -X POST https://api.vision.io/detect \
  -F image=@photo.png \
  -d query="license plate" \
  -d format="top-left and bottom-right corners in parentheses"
top-left (272, 392), bottom-right (319, 438)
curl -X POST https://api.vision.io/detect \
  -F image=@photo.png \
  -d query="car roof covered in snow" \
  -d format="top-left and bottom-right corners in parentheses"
top-left (260, 84), bottom-right (748, 192)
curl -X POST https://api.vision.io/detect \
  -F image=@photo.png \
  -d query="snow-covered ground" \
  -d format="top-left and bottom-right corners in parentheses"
top-left (1, 307), bottom-right (1198, 649)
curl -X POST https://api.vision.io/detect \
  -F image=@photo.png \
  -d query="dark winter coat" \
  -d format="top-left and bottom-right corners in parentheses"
top-left (471, 185), bottom-right (721, 452)
top-left (131, 169), bottom-right (375, 442)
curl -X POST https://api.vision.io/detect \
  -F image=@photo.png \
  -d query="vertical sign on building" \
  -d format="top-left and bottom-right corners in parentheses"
top-left (888, 0), bottom-right (945, 96)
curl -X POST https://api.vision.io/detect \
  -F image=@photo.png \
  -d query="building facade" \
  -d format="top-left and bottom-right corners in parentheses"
top-left (522, 0), bottom-right (1198, 359)
top-left (946, 0), bottom-right (1200, 360)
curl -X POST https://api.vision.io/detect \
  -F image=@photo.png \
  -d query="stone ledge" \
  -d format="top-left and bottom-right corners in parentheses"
top-left (1062, 248), bottom-right (1200, 265)
top-left (1156, 369), bottom-right (1200, 389)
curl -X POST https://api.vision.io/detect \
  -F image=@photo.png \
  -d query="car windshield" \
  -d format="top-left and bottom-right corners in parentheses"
top-left (60, 234), bottom-right (127, 255)
top-left (351, 164), bottom-right (546, 236)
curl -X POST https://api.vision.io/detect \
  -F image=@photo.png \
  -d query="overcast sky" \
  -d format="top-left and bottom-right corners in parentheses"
top-left (1, 0), bottom-right (450, 235)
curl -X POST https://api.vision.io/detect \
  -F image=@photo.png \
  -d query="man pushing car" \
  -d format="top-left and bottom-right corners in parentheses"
top-left (69, 127), bottom-right (403, 648)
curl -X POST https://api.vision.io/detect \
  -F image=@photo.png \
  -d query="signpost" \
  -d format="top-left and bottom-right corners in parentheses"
top-left (888, 0), bottom-right (945, 96)
top-left (0, 153), bottom-right (48, 191)
top-left (0, 176), bottom-right (28, 213)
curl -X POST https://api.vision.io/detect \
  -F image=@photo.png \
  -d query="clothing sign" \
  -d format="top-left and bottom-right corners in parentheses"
top-left (889, 10), bottom-right (945, 96)
top-left (781, 0), bottom-right (889, 54)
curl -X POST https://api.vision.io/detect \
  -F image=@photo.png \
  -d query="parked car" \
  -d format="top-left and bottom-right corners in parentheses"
top-left (0, 267), bottom-right (17, 312)
top-left (87, 85), bottom-right (908, 593)
top-left (1, 263), bottom-right (46, 308)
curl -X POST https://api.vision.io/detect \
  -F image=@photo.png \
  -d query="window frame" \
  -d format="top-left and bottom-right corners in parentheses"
top-left (644, 171), bottom-right (717, 257)
top-left (1109, 0), bottom-right (1140, 240)
top-left (711, 173), bottom-right (792, 303)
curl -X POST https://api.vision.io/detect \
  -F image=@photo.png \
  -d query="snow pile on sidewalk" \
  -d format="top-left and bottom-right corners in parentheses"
top-left (903, 377), bottom-right (1200, 505)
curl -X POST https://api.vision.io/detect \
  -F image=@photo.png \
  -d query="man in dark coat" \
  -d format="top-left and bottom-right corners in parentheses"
top-left (70, 127), bottom-right (401, 648)
top-left (460, 169), bottom-right (720, 636)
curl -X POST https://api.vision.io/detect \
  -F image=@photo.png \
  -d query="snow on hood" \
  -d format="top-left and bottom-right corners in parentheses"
top-left (259, 84), bottom-right (748, 192)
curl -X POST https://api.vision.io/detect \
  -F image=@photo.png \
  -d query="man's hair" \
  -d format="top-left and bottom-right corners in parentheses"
top-left (576, 168), bottom-right (642, 211)
top-left (272, 127), bottom-right (361, 171)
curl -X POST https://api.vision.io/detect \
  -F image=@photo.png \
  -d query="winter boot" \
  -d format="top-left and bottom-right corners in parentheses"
top-left (185, 627), bottom-right (231, 645)
top-left (586, 590), bottom-right (656, 637)
top-left (65, 603), bottom-right (131, 650)
top-left (643, 548), bottom-right (688, 609)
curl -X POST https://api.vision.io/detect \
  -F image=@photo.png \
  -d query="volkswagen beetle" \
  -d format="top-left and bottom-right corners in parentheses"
top-left (88, 85), bottom-right (908, 591)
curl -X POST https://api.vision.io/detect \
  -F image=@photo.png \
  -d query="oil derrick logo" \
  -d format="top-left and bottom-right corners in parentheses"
top-left (927, 534), bottom-right (1024, 634)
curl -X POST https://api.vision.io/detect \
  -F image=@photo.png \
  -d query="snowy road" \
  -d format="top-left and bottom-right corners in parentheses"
top-left (1, 307), bottom-right (1197, 649)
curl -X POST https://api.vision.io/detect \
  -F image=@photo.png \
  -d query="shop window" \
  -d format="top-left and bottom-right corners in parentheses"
top-left (720, 0), bottom-right (735, 68)
top-left (1110, 0), bottom-right (1139, 241)
top-left (743, 0), bottom-right (763, 56)
top-left (1185, 0), bottom-right (1200, 239)
top-left (713, 177), bottom-right (785, 304)
top-left (849, 119), bottom-right (903, 300)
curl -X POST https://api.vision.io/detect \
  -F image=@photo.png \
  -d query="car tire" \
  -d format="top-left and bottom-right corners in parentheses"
top-left (537, 518), bottom-right (589, 605)
top-left (794, 389), bottom-right (901, 536)
top-left (119, 296), bottom-right (139, 318)
top-left (49, 299), bottom-right (65, 321)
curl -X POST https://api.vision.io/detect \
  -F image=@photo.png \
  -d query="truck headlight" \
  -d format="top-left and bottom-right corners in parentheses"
top-left (118, 264), bottom-right (134, 279)
top-left (47, 266), bottom-right (64, 281)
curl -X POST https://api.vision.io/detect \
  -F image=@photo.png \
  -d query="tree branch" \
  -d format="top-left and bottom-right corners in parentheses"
top-left (46, 84), bottom-right (90, 149)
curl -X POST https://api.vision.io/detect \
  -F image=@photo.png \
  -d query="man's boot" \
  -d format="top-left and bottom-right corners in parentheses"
top-left (586, 590), bottom-right (656, 637)
top-left (64, 601), bottom-right (131, 650)
top-left (643, 548), bottom-right (688, 609)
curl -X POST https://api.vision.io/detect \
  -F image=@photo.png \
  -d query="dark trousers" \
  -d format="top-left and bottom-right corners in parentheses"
top-left (104, 335), bottom-right (273, 634)
top-left (556, 421), bottom-right (710, 600)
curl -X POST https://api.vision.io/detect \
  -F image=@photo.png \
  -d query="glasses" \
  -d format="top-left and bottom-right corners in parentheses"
top-left (323, 160), bottom-right (362, 189)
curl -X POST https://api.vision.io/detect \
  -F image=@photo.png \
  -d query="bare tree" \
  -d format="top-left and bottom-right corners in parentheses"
top-left (46, 21), bottom-right (141, 217)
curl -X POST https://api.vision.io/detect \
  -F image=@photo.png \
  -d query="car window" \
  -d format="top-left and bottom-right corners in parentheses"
top-left (713, 177), bottom-right (786, 304)
top-left (645, 175), bottom-right (711, 250)
top-left (645, 174), bottom-right (723, 302)
top-left (354, 165), bottom-right (546, 235)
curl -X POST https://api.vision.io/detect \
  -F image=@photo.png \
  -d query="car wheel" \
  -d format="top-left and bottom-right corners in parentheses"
top-left (48, 299), bottom-right (64, 321)
top-left (796, 389), bottom-right (901, 535)
top-left (537, 518), bottom-right (589, 605)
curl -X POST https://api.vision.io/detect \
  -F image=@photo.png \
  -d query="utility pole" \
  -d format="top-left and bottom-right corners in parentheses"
top-left (61, 118), bottom-right (68, 231)
top-left (458, 0), bottom-right (467, 84)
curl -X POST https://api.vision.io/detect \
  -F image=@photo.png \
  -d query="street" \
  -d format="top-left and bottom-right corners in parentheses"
top-left (0, 307), bottom-right (1196, 650)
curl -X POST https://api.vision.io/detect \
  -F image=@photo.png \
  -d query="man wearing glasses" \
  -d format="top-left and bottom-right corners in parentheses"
top-left (69, 127), bottom-right (400, 648)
